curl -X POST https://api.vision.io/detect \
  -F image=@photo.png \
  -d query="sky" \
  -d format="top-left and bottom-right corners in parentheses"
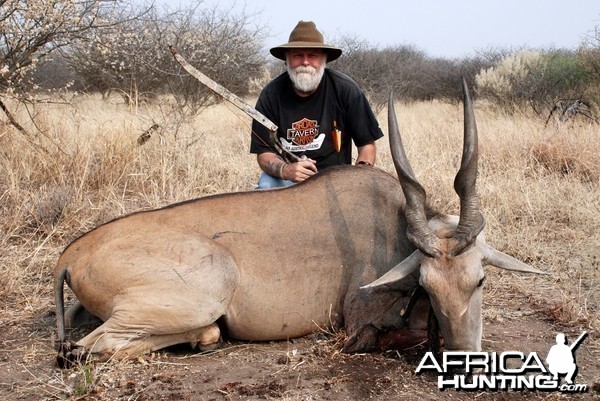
top-left (160, 0), bottom-right (599, 59)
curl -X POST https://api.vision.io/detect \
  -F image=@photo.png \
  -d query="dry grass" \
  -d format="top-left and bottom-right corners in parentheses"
top-left (0, 94), bottom-right (598, 399)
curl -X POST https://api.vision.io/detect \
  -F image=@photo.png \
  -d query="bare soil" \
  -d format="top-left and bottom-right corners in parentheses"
top-left (1, 293), bottom-right (598, 401)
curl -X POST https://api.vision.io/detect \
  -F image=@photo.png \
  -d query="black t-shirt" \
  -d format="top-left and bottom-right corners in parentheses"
top-left (250, 69), bottom-right (384, 170)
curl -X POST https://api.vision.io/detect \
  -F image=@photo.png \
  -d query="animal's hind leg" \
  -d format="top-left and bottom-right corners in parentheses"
top-left (66, 232), bottom-right (239, 362)
top-left (65, 301), bottom-right (102, 328)
top-left (72, 319), bottom-right (222, 361)
top-left (189, 322), bottom-right (222, 351)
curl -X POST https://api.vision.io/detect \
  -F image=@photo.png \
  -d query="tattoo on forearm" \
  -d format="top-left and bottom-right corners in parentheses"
top-left (266, 159), bottom-right (286, 178)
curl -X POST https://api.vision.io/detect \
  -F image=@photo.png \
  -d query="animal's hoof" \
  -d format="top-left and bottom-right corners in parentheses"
top-left (56, 342), bottom-right (88, 369)
top-left (192, 339), bottom-right (222, 353)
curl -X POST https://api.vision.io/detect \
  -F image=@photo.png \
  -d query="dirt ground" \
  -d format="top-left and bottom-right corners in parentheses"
top-left (0, 291), bottom-right (598, 401)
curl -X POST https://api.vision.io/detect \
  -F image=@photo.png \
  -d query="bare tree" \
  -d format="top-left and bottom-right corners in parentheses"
top-left (332, 35), bottom-right (430, 112)
top-left (331, 37), bottom-right (489, 108)
top-left (64, 2), bottom-right (267, 110)
top-left (577, 24), bottom-right (600, 114)
top-left (0, 0), bottom-right (126, 132)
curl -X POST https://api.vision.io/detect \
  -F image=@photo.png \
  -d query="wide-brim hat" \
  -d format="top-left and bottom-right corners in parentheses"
top-left (270, 21), bottom-right (342, 62)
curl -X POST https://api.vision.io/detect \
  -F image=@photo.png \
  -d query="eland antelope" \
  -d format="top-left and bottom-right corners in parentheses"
top-left (55, 79), bottom-right (545, 366)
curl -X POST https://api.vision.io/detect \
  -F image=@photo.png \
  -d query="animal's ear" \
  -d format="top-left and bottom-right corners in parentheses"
top-left (482, 244), bottom-right (549, 275)
top-left (361, 250), bottom-right (421, 290)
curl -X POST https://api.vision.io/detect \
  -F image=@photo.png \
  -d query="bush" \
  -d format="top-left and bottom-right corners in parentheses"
top-left (476, 49), bottom-right (592, 116)
top-left (331, 37), bottom-right (492, 109)
top-left (64, 3), bottom-right (267, 109)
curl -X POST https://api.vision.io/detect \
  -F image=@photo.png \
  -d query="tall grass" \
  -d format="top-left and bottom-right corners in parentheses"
top-left (0, 94), bottom-right (598, 352)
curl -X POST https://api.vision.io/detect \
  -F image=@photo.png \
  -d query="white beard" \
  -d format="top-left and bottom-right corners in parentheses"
top-left (287, 64), bottom-right (325, 93)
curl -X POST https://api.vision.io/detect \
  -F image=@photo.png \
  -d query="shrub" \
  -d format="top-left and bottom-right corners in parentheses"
top-left (476, 49), bottom-right (592, 116)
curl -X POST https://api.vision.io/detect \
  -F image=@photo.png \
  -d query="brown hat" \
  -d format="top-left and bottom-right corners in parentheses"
top-left (270, 21), bottom-right (342, 62)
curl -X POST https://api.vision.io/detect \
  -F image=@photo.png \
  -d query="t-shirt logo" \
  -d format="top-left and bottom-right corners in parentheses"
top-left (287, 118), bottom-right (320, 146)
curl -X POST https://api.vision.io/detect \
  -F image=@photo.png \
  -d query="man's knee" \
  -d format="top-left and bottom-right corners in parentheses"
top-left (257, 172), bottom-right (293, 189)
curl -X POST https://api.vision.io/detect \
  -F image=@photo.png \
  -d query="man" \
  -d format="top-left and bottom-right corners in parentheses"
top-left (250, 21), bottom-right (384, 189)
top-left (546, 333), bottom-right (578, 384)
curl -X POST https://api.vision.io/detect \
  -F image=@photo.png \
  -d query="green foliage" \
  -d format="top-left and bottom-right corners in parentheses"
top-left (476, 49), bottom-right (593, 116)
top-left (528, 51), bottom-right (591, 111)
top-left (73, 363), bottom-right (95, 395)
top-left (577, 27), bottom-right (600, 104)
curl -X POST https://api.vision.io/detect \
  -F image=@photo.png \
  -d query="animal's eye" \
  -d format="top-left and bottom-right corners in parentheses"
top-left (477, 276), bottom-right (486, 288)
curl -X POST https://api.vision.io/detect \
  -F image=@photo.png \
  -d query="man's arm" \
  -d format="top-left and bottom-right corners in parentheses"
top-left (257, 152), bottom-right (318, 183)
top-left (356, 142), bottom-right (377, 166)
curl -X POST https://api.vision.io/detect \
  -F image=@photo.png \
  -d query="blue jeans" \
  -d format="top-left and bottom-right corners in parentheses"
top-left (256, 172), bottom-right (294, 189)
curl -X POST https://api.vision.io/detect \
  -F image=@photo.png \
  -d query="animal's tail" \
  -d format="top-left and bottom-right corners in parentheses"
top-left (55, 266), bottom-right (77, 368)
top-left (55, 266), bottom-right (68, 344)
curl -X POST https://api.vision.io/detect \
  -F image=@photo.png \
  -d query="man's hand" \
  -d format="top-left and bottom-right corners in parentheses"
top-left (281, 158), bottom-right (318, 183)
top-left (258, 152), bottom-right (317, 183)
